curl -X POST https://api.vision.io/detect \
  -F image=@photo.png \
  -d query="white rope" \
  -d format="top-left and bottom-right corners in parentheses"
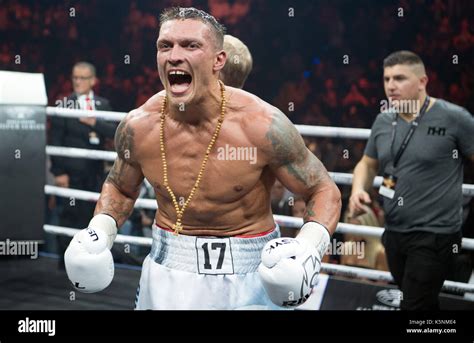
top-left (329, 172), bottom-right (474, 197)
top-left (44, 185), bottom-right (474, 251)
top-left (46, 146), bottom-right (117, 161)
top-left (275, 216), bottom-right (474, 250)
top-left (295, 124), bottom-right (371, 139)
top-left (45, 146), bottom-right (474, 196)
top-left (44, 185), bottom-right (156, 209)
top-left (44, 106), bottom-right (474, 199)
top-left (44, 107), bottom-right (474, 293)
top-left (46, 107), bottom-right (125, 122)
top-left (46, 106), bottom-right (372, 139)
top-left (43, 225), bottom-right (152, 246)
top-left (42, 224), bottom-right (474, 294)
top-left (320, 263), bottom-right (474, 294)
top-left (322, 262), bottom-right (393, 282)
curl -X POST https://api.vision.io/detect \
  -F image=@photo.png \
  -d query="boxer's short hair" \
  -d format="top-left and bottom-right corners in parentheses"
top-left (160, 7), bottom-right (226, 50)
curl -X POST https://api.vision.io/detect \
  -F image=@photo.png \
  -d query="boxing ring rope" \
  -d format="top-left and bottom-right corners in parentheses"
top-left (42, 223), bottom-right (474, 294)
top-left (44, 224), bottom-right (153, 247)
top-left (46, 105), bottom-right (474, 196)
top-left (44, 107), bottom-right (474, 295)
top-left (45, 185), bottom-right (156, 210)
top-left (47, 146), bottom-right (117, 161)
top-left (46, 106), bottom-right (372, 139)
top-left (330, 172), bottom-right (474, 196)
top-left (44, 185), bottom-right (474, 251)
top-left (46, 146), bottom-right (474, 196)
top-left (46, 106), bottom-right (124, 121)
top-left (296, 124), bottom-right (370, 139)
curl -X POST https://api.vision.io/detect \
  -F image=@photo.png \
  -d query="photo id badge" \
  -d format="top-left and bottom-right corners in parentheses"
top-left (379, 173), bottom-right (397, 199)
top-left (89, 131), bottom-right (100, 145)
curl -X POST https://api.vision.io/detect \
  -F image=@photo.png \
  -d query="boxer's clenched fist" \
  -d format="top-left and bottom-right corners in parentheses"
top-left (258, 222), bottom-right (330, 307)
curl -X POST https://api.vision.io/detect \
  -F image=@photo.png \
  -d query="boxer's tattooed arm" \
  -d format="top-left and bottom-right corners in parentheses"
top-left (97, 118), bottom-right (144, 226)
top-left (304, 200), bottom-right (316, 219)
top-left (96, 187), bottom-right (135, 226)
top-left (266, 110), bottom-right (326, 189)
top-left (115, 120), bottom-right (134, 161)
top-left (265, 109), bottom-right (341, 232)
top-left (106, 120), bottom-right (135, 188)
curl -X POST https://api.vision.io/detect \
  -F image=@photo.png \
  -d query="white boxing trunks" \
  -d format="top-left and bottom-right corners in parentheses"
top-left (135, 223), bottom-right (282, 310)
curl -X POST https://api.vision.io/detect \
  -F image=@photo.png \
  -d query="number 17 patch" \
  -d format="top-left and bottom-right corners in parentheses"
top-left (195, 237), bottom-right (234, 275)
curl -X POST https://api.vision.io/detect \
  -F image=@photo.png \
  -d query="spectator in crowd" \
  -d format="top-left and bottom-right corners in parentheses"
top-left (342, 189), bottom-right (388, 271)
top-left (49, 61), bottom-right (117, 267)
top-left (220, 34), bottom-right (253, 88)
top-left (349, 51), bottom-right (474, 310)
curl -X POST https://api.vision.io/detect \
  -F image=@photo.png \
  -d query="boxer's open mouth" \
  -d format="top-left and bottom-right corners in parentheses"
top-left (168, 70), bottom-right (192, 95)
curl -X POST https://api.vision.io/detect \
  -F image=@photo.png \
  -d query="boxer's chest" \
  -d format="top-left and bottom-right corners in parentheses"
top-left (137, 119), bottom-right (267, 204)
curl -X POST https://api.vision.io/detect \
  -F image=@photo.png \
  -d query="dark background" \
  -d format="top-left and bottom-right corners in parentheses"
top-left (1, 0), bottom-right (473, 176)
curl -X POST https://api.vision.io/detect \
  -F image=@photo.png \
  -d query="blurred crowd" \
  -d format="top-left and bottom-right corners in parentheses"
top-left (2, 0), bottom-right (473, 174)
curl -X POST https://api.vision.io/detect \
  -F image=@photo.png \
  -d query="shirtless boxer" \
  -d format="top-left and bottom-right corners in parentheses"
top-left (64, 7), bottom-right (341, 309)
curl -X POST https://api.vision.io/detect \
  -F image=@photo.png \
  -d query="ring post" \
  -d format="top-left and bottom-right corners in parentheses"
top-left (0, 71), bottom-right (47, 241)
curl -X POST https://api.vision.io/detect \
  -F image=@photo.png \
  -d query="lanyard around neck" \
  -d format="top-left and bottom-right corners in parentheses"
top-left (390, 96), bottom-right (430, 168)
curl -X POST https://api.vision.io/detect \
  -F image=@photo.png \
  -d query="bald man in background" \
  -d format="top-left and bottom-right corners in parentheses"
top-left (220, 34), bottom-right (253, 89)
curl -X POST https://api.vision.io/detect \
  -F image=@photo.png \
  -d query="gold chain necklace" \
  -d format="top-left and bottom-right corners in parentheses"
top-left (159, 80), bottom-right (226, 235)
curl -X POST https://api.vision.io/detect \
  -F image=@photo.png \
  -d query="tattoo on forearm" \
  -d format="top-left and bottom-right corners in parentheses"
top-left (99, 193), bottom-right (133, 225)
top-left (106, 160), bottom-right (125, 189)
top-left (304, 200), bottom-right (316, 221)
top-left (266, 112), bottom-right (325, 187)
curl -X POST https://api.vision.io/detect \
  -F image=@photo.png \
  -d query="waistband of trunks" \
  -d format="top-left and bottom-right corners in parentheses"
top-left (149, 223), bottom-right (280, 274)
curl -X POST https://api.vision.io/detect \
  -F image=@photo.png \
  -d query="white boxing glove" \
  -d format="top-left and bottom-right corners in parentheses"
top-left (258, 221), bottom-right (330, 307)
top-left (64, 214), bottom-right (118, 293)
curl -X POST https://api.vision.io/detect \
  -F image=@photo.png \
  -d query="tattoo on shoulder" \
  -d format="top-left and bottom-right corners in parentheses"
top-left (115, 119), bottom-right (135, 161)
top-left (266, 110), bottom-right (325, 187)
top-left (106, 119), bottom-right (135, 188)
top-left (266, 111), bottom-right (306, 166)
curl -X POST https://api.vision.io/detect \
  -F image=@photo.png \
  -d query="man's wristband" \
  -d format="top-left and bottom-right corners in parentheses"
top-left (88, 214), bottom-right (118, 249)
top-left (297, 221), bottom-right (331, 258)
top-left (303, 220), bottom-right (331, 236)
